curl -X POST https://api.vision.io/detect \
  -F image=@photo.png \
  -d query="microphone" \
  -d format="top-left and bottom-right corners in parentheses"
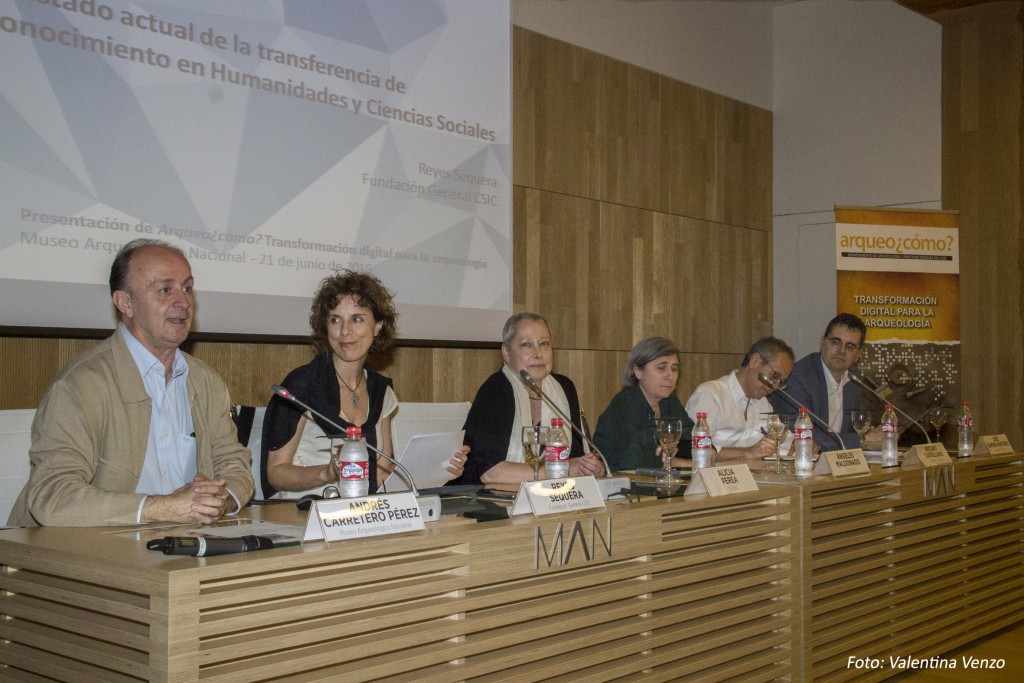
top-left (848, 372), bottom-right (931, 443)
top-left (271, 384), bottom-right (422, 495)
top-left (518, 370), bottom-right (615, 479)
top-left (147, 535), bottom-right (274, 557)
top-left (757, 372), bottom-right (847, 450)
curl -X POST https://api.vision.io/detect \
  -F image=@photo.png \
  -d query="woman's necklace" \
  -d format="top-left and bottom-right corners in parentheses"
top-left (335, 367), bottom-right (363, 409)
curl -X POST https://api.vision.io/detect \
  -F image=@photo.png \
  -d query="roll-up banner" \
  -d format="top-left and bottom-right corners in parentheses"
top-left (835, 206), bottom-right (960, 447)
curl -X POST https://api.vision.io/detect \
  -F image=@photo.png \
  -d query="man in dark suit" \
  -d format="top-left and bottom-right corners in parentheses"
top-left (770, 313), bottom-right (881, 451)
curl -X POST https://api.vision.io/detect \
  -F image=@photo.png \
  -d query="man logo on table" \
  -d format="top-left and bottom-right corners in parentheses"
top-left (535, 519), bottom-right (612, 569)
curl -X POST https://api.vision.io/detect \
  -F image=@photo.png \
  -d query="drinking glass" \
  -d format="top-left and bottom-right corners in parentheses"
top-left (522, 425), bottom-right (550, 481)
top-left (924, 405), bottom-right (948, 443)
top-left (766, 414), bottom-right (786, 473)
top-left (851, 410), bottom-right (872, 444)
top-left (654, 418), bottom-right (684, 480)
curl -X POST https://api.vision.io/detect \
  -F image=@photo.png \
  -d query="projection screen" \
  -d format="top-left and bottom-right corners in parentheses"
top-left (0, 0), bottom-right (511, 341)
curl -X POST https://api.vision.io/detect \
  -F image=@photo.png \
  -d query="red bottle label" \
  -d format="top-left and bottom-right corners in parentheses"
top-left (339, 461), bottom-right (368, 480)
top-left (545, 445), bottom-right (569, 462)
top-left (692, 434), bottom-right (712, 449)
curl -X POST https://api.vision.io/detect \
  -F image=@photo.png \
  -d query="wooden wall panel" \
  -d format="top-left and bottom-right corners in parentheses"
top-left (378, 346), bottom-right (503, 405)
top-left (513, 26), bottom-right (772, 229)
top-left (0, 28), bottom-right (772, 441)
top-left (598, 61), bottom-right (663, 210)
top-left (513, 27), bottom-right (603, 198)
top-left (938, 3), bottom-right (1024, 448)
top-left (512, 187), bottom-right (606, 349)
top-left (185, 340), bottom-right (314, 407)
top-left (0, 337), bottom-right (98, 402)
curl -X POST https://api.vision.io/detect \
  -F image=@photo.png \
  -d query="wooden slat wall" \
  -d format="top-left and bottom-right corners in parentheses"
top-left (935, 3), bottom-right (1024, 448)
top-left (0, 27), bottom-right (772, 423)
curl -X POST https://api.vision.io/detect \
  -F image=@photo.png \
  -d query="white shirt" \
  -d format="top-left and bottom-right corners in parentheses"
top-left (821, 359), bottom-right (849, 435)
top-left (686, 370), bottom-right (773, 451)
top-left (122, 325), bottom-right (240, 520)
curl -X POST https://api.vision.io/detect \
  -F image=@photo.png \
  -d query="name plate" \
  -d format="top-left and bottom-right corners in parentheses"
top-left (903, 443), bottom-right (952, 467)
top-left (684, 464), bottom-right (758, 497)
top-left (813, 448), bottom-right (871, 477)
top-left (976, 434), bottom-right (1015, 456)
top-left (303, 493), bottom-right (425, 542)
top-left (509, 476), bottom-right (605, 516)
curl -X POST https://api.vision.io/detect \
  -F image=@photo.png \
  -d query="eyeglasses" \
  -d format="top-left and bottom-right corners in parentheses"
top-left (760, 355), bottom-right (788, 390)
top-left (826, 336), bottom-right (861, 354)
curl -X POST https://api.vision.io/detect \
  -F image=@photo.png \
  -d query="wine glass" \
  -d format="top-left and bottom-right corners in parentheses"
top-left (924, 405), bottom-right (948, 443)
top-left (521, 425), bottom-right (549, 481)
top-left (654, 418), bottom-right (684, 480)
top-left (851, 409), bottom-right (872, 446)
top-left (766, 414), bottom-right (786, 472)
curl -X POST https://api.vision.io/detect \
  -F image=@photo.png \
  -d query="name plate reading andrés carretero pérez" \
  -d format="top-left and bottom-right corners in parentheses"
top-left (303, 493), bottom-right (425, 541)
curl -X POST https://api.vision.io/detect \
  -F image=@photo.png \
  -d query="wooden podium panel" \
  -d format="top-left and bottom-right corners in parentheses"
top-left (0, 489), bottom-right (796, 682)
top-left (781, 452), bottom-right (1024, 681)
top-left (6, 454), bottom-right (1021, 681)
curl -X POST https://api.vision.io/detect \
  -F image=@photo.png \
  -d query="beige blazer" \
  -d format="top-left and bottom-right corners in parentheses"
top-left (8, 331), bottom-right (254, 527)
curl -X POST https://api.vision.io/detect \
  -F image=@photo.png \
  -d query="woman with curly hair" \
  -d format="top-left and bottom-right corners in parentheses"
top-left (262, 270), bottom-right (465, 497)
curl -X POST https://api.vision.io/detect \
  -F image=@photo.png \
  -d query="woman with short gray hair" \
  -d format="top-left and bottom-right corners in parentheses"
top-left (459, 312), bottom-right (606, 485)
top-left (594, 336), bottom-right (694, 473)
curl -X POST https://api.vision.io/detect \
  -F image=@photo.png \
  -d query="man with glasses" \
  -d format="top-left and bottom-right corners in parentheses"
top-left (769, 313), bottom-right (880, 451)
top-left (685, 337), bottom-right (795, 462)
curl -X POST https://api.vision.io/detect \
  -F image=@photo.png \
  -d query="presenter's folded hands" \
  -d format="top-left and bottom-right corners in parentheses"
top-left (141, 474), bottom-right (233, 524)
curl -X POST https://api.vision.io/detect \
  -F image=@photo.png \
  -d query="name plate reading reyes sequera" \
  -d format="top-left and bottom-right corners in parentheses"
top-left (303, 493), bottom-right (425, 542)
top-left (510, 476), bottom-right (605, 516)
top-left (813, 448), bottom-right (871, 477)
top-left (903, 443), bottom-right (952, 467)
top-left (975, 434), bottom-right (1015, 456)
top-left (684, 464), bottom-right (758, 497)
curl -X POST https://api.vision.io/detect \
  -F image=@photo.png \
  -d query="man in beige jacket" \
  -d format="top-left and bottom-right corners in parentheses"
top-left (8, 239), bottom-right (253, 527)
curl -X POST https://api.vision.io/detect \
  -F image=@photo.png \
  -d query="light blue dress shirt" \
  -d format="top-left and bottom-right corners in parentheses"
top-left (121, 325), bottom-right (196, 521)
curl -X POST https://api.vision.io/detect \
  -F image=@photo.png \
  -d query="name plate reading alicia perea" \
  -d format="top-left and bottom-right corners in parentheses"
top-left (303, 493), bottom-right (425, 542)
top-left (684, 464), bottom-right (758, 497)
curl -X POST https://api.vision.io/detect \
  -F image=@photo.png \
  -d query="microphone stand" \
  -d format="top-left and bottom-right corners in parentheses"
top-left (517, 370), bottom-right (630, 499)
top-left (271, 385), bottom-right (443, 520)
top-left (757, 373), bottom-right (847, 450)
top-left (848, 373), bottom-right (932, 444)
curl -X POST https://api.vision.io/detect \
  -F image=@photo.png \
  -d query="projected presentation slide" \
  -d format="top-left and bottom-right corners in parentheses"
top-left (0, 0), bottom-right (511, 340)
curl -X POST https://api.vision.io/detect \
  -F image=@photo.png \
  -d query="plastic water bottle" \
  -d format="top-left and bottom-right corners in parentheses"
top-left (794, 408), bottom-right (814, 476)
top-left (957, 400), bottom-right (974, 458)
top-left (880, 403), bottom-right (899, 467)
top-left (691, 412), bottom-right (713, 469)
top-left (545, 418), bottom-right (570, 479)
top-left (337, 425), bottom-right (370, 497)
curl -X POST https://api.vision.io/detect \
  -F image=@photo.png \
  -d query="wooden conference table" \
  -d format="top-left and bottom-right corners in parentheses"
top-left (1, 452), bottom-right (1021, 682)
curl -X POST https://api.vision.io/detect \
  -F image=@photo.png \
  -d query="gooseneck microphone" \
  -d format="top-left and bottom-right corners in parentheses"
top-left (147, 535), bottom-right (274, 557)
top-left (848, 372), bottom-right (931, 443)
top-left (518, 370), bottom-right (614, 478)
top-left (757, 372), bottom-right (847, 450)
top-left (271, 384), bottom-right (421, 495)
